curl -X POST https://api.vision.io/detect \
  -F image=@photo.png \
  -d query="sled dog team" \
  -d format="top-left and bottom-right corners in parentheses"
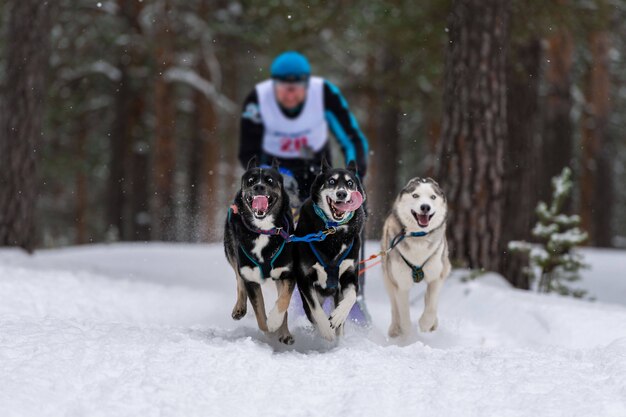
top-left (224, 158), bottom-right (450, 345)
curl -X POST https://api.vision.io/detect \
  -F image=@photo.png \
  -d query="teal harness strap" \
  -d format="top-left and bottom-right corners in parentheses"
top-left (397, 252), bottom-right (426, 283)
top-left (389, 229), bottom-right (431, 283)
top-left (389, 230), bottom-right (428, 249)
top-left (238, 239), bottom-right (286, 280)
top-left (308, 239), bottom-right (355, 289)
top-left (313, 203), bottom-right (354, 228)
top-left (228, 203), bottom-right (289, 280)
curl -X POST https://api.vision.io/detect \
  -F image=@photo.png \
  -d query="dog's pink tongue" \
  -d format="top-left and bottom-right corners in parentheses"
top-left (252, 195), bottom-right (269, 212)
top-left (334, 191), bottom-right (363, 211)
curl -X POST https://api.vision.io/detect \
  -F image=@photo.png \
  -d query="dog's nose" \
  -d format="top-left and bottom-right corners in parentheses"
top-left (336, 190), bottom-right (348, 201)
top-left (420, 204), bottom-right (431, 213)
top-left (253, 184), bottom-right (266, 193)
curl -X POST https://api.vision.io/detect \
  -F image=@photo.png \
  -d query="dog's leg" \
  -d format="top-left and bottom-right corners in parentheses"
top-left (244, 281), bottom-right (268, 332)
top-left (395, 288), bottom-right (413, 335)
top-left (299, 286), bottom-right (315, 324)
top-left (329, 284), bottom-right (356, 331)
top-left (300, 283), bottom-right (335, 341)
top-left (231, 270), bottom-right (248, 320)
top-left (419, 279), bottom-right (443, 332)
top-left (267, 279), bottom-right (295, 332)
top-left (276, 310), bottom-right (294, 345)
top-left (333, 290), bottom-right (344, 337)
top-left (383, 270), bottom-right (401, 337)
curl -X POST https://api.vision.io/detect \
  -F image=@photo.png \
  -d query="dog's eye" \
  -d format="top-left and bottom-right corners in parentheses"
top-left (412, 193), bottom-right (419, 199)
top-left (247, 177), bottom-right (255, 184)
top-left (266, 176), bottom-right (273, 184)
top-left (347, 180), bottom-right (354, 188)
top-left (430, 195), bottom-right (436, 200)
top-left (329, 179), bottom-right (336, 185)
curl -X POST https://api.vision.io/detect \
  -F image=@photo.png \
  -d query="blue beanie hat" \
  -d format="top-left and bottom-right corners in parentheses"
top-left (270, 51), bottom-right (310, 82)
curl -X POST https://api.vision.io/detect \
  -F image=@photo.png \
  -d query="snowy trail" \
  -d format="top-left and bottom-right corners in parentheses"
top-left (1, 243), bottom-right (626, 417)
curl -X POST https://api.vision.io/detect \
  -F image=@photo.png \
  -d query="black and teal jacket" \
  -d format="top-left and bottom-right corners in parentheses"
top-left (238, 79), bottom-right (369, 178)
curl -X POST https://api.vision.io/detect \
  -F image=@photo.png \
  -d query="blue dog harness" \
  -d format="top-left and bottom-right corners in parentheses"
top-left (305, 202), bottom-right (357, 289)
top-left (389, 230), bottom-right (436, 283)
top-left (238, 241), bottom-right (286, 280)
top-left (228, 205), bottom-right (290, 280)
top-left (308, 239), bottom-right (355, 289)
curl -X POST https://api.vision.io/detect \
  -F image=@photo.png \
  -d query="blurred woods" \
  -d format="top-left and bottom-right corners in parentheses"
top-left (1, 0), bottom-right (626, 287)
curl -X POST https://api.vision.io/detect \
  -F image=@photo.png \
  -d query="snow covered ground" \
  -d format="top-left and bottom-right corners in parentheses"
top-left (0, 243), bottom-right (625, 417)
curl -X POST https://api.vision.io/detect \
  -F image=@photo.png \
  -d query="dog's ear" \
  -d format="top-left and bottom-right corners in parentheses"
top-left (400, 177), bottom-right (419, 197)
top-left (320, 157), bottom-right (332, 173)
top-left (427, 177), bottom-right (446, 201)
top-left (347, 160), bottom-right (358, 175)
top-left (425, 177), bottom-right (441, 187)
top-left (246, 156), bottom-right (258, 170)
top-left (271, 158), bottom-right (280, 170)
top-left (404, 177), bottom-right (420, 189)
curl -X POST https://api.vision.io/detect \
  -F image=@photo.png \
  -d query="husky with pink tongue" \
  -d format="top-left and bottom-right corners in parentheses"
top-left (223, 157), bottom-right (296, 345)
top-left (294, 159), bottom-right (367, 341)
top-left (381, 177), bottom-right (450, 338)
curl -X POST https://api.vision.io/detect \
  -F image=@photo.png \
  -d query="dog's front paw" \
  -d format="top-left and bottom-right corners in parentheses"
top-left (329, 304), bottom-right (352, 331)
top-left (278, 333), bottom-right (295, 345)
top-left (266, 306), bottom-right (285, 333)
top-left (317, 320), bottom-right (336, 342)
top-left (419, 313), bottom-right (438, 332)
top-left (388, 323), bottom-right (402, 338)
top-left (329, 312), bottom-right (346, 331)
top-left (231, 304), bottom-right (247, 320)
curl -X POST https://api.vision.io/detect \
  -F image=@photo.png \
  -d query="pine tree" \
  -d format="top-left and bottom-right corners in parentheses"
top-left (0, 1), bottom-right (56, 251)
top-left (436, 0), bottom-right (511, 271)
top-left (509, 167), bottom-right (589, 297)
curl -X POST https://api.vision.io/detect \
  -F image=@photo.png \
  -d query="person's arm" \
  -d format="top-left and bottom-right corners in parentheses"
top-left (323, 80), bottom-right (369, 177)
top-left (238, 89), bottom-right (264, 168)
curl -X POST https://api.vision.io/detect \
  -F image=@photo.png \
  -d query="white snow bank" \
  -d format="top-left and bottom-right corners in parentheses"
top-left (0, 243), bottom-right (625, 417)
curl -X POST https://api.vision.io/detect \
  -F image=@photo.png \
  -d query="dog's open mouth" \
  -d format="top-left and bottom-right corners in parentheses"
top-left (412, 210), bottom-right (435, 228)
top-left (246, 195), bottom-right (274, 218)
top-left (327, 196), bottom-right (347, 221)
top-left (326, 191), bottom-right (363, 221)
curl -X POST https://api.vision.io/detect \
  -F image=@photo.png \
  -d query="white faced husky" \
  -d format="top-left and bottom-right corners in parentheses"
top-left (381, 177), bottom-right (451, 337)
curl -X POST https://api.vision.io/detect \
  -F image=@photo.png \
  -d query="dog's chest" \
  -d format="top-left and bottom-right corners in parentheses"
top-left (390, 233), bottom-right (446, 286)
top-left (395, 238), bottom-right (438, 266)
top-left (239, 238), bottom-right (290, 284)
top-left (251, 235), bottom-right (270, 262)
top-left (310, 239), bottom-right (355, 289)
top-left (236, 214), bottom-right (292, 283)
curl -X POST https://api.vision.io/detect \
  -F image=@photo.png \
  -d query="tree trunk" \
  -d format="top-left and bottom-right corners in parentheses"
top-left (216, 34), bottom-right (241, 242)
top-left (187, 0), bottom-right (220, 242)
top-left (436, 0), bottom-right (510, 271)
top-left (425, 118), bottom-right (441, 178)
top-left (0, 1), bottom-right (55, 251)
top-left (152, 0), bottom-right (177, 240)
top-left (366, 50), bottom-right (400, 240)
top-left (539, 31), bottom-right (575, 204)
top-left (581, 31), bottom-right (613, 247)
top-left (110, 0), bottom-right (150, 241)
top-left (499, 39), bottom-right (542, 288)
top-left (108, 67), bottom-right (131, 240)
top-left (188, 93), bottom-right (204, 239)
top-left (75, 116), bottom-right (88, 245)
top-left (190, 70), bottom-right (218, 241)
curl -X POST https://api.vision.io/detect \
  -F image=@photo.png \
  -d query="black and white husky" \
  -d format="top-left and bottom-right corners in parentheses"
top-left (295, 160), bottom-right (366, 341)
top-left (381, 177), bottom-right (451, 337)
top-left (223, 158), bottom-right (296, 345)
